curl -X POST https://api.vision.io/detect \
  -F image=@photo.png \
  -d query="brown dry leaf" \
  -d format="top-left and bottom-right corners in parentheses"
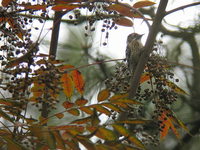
top-left (107, 4), bottom-right (136, 18)
top-left (133, 0), bottom-right (156, 8)
top-left (114, 17), bottom-right (133, 27)
top-left (52, 4), bottom-right (81, 11)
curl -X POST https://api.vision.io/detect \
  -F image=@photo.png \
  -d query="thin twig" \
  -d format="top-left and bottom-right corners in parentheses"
top-left (165, 2), bottom-right (200, 16)
top-left (62, 58), bottom-right (124, 73)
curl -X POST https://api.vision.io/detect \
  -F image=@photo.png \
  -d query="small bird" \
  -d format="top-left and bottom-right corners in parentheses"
top-left (126, 33), bottom-right (144, 73)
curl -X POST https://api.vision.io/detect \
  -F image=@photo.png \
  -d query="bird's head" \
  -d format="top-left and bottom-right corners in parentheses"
top-left (127, 33), bottom-right (143, 44)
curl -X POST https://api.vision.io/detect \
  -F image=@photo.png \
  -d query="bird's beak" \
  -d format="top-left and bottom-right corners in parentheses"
top-left (138, 34), bottom-right (144, 39)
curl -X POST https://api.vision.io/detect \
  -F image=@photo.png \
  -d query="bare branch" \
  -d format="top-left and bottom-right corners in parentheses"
top-left (165, 2), bottom-right (200, 16)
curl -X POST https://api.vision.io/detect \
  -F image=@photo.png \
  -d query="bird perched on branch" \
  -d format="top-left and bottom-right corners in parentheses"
top-left (126, 33), bottom-right (144, 73)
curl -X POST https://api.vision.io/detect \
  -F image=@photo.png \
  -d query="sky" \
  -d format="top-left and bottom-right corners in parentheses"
top-left (97, 0), bottom-right (199, 59)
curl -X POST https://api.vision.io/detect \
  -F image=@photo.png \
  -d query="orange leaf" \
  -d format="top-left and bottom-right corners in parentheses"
top-left (67, 108), bottom-right (80, 116)
top-left (2, 0), bottom-right (13, 7)
top-left (140, 72), bottom-right (151, 83)
top-left (97, 89), bottom-right (110, 102)
top-left (21, 4), bottom-right (47, 11)
top-left (61, 73), bottom-right (74, 98)
top-left (55, 113), bottom-right (64, 119)
top-left (75, 98), bottom-right (88, 106)
top-left (52, 4), bottom-right (81, 11)
top-left (62, 101), bottom-right (74, 109)
top-left (133, 0), bottom-right (156, 8)
top-left (71, 70), bottom-right (85, 95)
top-left (114, 17), bottom-right (133, 27)
top-left (159, 111), bottom-right (180, 140)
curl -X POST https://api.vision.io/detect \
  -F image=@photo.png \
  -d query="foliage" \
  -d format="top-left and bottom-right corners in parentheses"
top-left (0, 0), bottom-right (199, 150)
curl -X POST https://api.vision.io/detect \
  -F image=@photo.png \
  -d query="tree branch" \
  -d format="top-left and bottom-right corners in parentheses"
top-left (41, 11), bottom-right (64, 121)
top-left (128, 0), bottom-right (168, 99)
top-left (165, 2), bottom-right (200, 16)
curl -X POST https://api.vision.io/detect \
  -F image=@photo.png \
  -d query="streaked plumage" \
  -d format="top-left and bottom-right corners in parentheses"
top-left (126, 33), bottom-right (143, 73)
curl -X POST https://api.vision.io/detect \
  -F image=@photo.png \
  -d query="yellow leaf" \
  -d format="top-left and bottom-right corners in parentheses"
top-left (97, 89), bottom-right (110, 102)
top-left (98, 127), bottom-right (117, 141)
top-left (128, 135), bottom-right (145, 149)
top-left (112, 124), bottom-right (144, 149)
top-left (79, 106), bottom-right (94, 115)
top-left (112, 124), bottom-right (129, 137)
top-left (71, 117), bottom-right (91, 124)
top-left (91, 104), bottom-right (111, 116)
top-left (95, 144), bottom-right (110, 150)
top-left (165, 80), bottom-right (188, 95)
top-left (67, 108), bottom-right (80, 116)
top-left (109, 93), bottom-right (128, 101)
top-left (102, 103), bottom-right (121, 112)
top-left (133, 0), bottom-right (156, 8)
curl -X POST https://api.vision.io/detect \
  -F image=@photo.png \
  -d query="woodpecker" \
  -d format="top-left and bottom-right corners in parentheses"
top-left (126, 33), bottom-right (143, 73)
